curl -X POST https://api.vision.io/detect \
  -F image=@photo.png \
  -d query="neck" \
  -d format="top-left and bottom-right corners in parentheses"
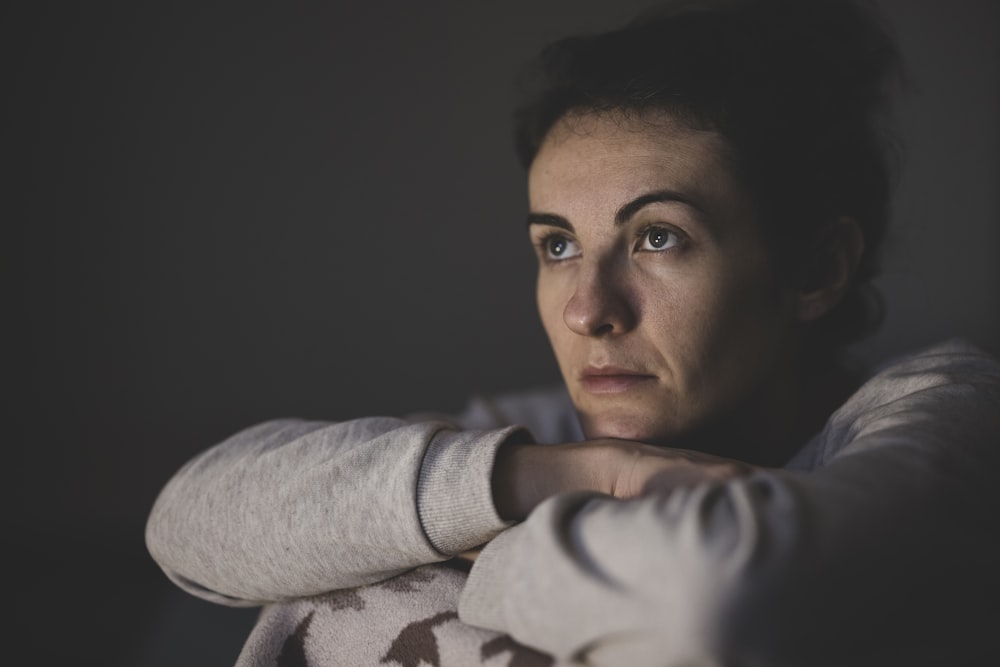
top-left (675, 348), bottom-right (861, 467)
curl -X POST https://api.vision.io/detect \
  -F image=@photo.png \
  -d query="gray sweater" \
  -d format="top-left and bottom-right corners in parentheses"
top-left (146, 340), bottom-right (1000, 666)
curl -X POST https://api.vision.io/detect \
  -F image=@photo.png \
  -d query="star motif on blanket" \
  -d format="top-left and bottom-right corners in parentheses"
top-left (276, 612), bottom-right (314, 667)
top-left (481, 636), bottom-right (555, 667)
top-left (321, 588), bottom-right (366, 612)
top-left (381, 568), bottom-right (437, 593)
top-left (271, 565), bottom-right (556, 667)
top-left (380, 611), bottom-right (459, 667)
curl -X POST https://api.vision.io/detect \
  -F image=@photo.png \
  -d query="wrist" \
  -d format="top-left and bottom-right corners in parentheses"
top-left (491, 441), bottom-right (619, 521)
top-left (491, 443), bottom-right (536, 521)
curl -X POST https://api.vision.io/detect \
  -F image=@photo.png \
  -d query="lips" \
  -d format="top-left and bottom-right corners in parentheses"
top-left (579, 365), bottom-right (657, 394)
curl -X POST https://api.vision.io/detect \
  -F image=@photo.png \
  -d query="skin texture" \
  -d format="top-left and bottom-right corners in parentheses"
top-left (528, 111), bottom-right (805, 456)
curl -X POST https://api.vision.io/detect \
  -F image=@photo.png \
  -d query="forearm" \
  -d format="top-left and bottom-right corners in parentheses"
top-left (490, 442), bottom-right (617, 521)
top-left (145, 417), bottom-right (522, 606)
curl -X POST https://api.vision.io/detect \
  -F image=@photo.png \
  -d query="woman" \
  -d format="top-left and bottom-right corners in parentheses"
top-left (146, 1), bottom-right (1000, 665)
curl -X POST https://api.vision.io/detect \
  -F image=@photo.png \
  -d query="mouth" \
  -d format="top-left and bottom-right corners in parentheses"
top-left (579, 366), bottom-right (657, 394)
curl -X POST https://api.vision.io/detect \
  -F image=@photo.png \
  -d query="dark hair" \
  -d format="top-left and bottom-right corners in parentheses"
top-left (513, 0), bottom-right (902, 349)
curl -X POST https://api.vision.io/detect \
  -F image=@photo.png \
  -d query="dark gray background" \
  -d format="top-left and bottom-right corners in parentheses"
top-left (8, 1), bottom-right (997, 665)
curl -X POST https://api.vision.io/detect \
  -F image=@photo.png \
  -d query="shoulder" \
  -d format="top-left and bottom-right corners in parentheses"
top-left (846, 338), bottom-right (1000, 412)
top-left (795, 339), bottom-right (1000, 468)
top-left (866, 337), bottom-right (1000, 379)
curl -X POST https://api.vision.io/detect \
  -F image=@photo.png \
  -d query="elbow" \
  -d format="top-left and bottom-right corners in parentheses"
top-left (145, 501), bottom-right (264, 607)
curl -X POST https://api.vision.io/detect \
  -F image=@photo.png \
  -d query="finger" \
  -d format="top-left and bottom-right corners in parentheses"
top-left (639, 464), bottom-right (740, 495)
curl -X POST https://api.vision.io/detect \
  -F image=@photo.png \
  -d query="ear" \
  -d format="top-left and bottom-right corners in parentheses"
top-left (796, 217), bottom-right (865, 322)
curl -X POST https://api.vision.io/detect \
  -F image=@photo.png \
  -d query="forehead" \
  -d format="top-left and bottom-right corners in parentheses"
top-left (528, 111), bottom-right (748, 222)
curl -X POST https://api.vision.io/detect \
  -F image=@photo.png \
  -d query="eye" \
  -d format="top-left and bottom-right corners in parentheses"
top-left (538, 233), bottom-right (581, 261)
top-left (636, 226), bottom-right (682, 252)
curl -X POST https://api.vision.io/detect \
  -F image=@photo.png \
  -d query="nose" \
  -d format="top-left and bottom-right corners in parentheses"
top-left (562, 262), bottom-right (638, 337)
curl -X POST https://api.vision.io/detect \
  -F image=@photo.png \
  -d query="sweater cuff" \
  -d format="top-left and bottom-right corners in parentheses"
top-left (417, 425), bottom-right (531, 555)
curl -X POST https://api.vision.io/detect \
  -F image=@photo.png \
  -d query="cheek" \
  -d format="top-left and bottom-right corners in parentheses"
top-left (722, 256), bottom-right (795, 334)
top-left (635, 263), bottom-right (716, 348)
top-left (690, 257), bottom-right (797, 384)
top-left (642, 250), bottom-right (793, 375)
top-left (536, 275), bottom-right (561, 336)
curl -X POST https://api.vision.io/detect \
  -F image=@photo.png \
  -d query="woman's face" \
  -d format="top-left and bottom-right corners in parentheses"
top-left (529, 111), bottom-right (803, 446)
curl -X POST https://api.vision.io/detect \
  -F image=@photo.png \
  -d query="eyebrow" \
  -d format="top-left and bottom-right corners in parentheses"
top-left (614, 190), bottom-right (704, 225)
top-left (526, 212), bottom-right (574, 231)
top-left (527, 189), bottom-right (704, 230)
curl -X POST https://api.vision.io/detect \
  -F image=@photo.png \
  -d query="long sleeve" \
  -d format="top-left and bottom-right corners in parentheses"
top-left (459, 340), bottom-right (1000, 666)
top-left (144, 417), bottom-right (523, 606)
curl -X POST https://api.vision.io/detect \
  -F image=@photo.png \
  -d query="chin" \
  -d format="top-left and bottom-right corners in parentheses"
top-left (580, 411), bottom-right (676, 444)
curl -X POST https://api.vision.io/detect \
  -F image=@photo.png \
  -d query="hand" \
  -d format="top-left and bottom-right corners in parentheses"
top-left (606, 441), bottom-right (753, 499)
top-left (492, 439), bottom-right (754, 521)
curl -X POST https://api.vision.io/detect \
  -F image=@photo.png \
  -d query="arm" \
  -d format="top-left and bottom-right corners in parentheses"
top-left (145, 417), bottom-right (526, 606)
top-left (459, 340), bottom-right (1000, 665)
